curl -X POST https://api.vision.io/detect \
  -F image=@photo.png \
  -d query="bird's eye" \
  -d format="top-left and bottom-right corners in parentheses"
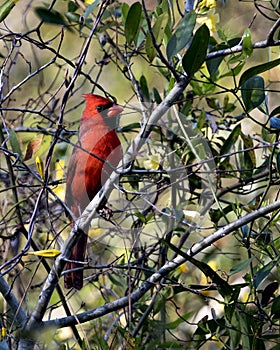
top-left (96, 102), bottom-right (113, 113)
top-left (96, 105), bottom-right (105, 113)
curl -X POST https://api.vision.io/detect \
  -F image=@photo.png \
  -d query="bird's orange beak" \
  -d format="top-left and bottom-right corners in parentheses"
top-left (107, 104), bottom-right (123, 117)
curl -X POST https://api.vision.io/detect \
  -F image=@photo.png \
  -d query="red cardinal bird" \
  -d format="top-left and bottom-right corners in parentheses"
top-left (64, 94), bottom-right (123, 290)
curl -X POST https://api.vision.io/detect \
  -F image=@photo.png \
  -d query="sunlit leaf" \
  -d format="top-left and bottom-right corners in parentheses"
top-left (125, 2), bottom-right (142, 45)
top-left (220, 61), bottom-right (245, 78)
top-left (182, 24), bottom-right (210, 76)
top-left (122, 2), bottom-right (129, 23)
top-left (166, 10), bottom-right (196, 61)
top-left (36, 156), bottom-right (45, 181)
top-left (1, 326), bottom-right (7, 340)
top-left (0, 0), bottom-right (17, 23)
top-left (166, 312), bottom-right (193, 329)
top-left (28, 249), bottom-right (61, 258)
top-left (242, 28), bottom-right (253, 57)
top-left (241, 75), bottom-right (265, 112)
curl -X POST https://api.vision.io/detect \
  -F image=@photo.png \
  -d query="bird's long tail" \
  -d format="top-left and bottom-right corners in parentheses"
top-left (64, 225), bottom-right (88, 290)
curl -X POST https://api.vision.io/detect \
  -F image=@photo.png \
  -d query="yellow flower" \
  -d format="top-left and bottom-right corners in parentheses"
top-left (198, 0), bottom-right (216, 10)
top-left (197, 9), bottom-right (220, 33)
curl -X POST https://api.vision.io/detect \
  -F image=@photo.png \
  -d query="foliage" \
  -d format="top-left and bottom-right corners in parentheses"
top-left (0, 0), bottom-right (279, 349)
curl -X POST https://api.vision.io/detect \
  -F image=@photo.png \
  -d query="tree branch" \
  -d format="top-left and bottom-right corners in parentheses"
top-left (24, 74), bottom-right (190, 331)
top-left (43, 199), bottom-right (280, 328)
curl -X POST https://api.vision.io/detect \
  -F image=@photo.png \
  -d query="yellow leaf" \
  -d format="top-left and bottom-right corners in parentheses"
top-left (200, 260), bottom-right (217, 285)
top-left (52, 159), bottom-right (65, 199)
top-left (28, 249), bottom-right (61, 258)
top-left (198, 0), bottom-right (216, 10)
top-left (1, 327), bottom-right (7, 340)
top-left (36, 156), bottom-right (45, 180)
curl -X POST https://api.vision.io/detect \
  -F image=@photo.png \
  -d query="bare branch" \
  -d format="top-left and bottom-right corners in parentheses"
top-left (43, 199), bottom-right (280, 329)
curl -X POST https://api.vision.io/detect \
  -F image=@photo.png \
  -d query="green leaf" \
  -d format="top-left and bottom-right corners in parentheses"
top-left (68, 1), bottom-right (78, 12)
top-left (220, 61), bottom-right (245, 79)
top-left (228, 310), bottom-right (241, 348)
top-left (229, 258), bottom-right (253, 275)
top-left (165, 312), bottom-right (193, 329)
top-left (220, 124), bottom-right (241, 156)
top-left (145, 13), bottom-right (169, 62)
top-left (9, 129), bottom-right (22, 159)
top-left (239, 58), bottom-right (280, 87)
top-left (257, 97), bottom-right (269, 115)
top-left (206, 56), bottom-right (223, 77)
top-left (0, 0), bottom-right (15, 22)
top-left (271, 296), bottom-right (280, 319)
top-left (182, 24), bottom-right (210, 76)
top-left (241, 75), bottom-right (265, 112)
top-left (84, 0), bottom-right (99, 19)
top-left (241, 132), bottom-right (256, 166)
top-left (254, 260), bottom-right (275, 288)
top-left (228, 52), bottom-right (246, 65)
top-left (35, 7), bottom-right (68, 26)
top-left (238, 312), bottom-right (251, 350)
top-left (65, 12), bottom-right (80, 23)
top-left (242, 28), bottom-right (253, 57)
top-left (139, 75), bottom-right (150, 101)
top-left (121, 2), bottom-right (129, 23)
top-left (124, 2), bottom-right (142, 45)
top-left (153, 87), bottom-right (162, 104)
top-left (166, 11), bottom-right (196, 61)
top-left (206, 39), bottom-right (240, 77)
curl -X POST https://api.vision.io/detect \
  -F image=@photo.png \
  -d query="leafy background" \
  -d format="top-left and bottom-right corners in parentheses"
top-left (0, 0), bottom-right (279, 349)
